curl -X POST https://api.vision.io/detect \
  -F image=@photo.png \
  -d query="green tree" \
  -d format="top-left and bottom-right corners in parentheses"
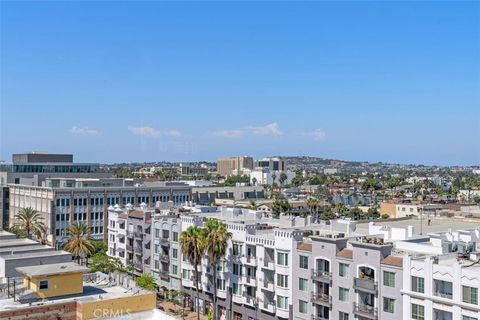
top-left (307, 197), bottom-right (319, 222)
top-left (272, 198), bottom-right (291, 217)
top-left (90, 253), bottom-right (126, 273)
top-left (135, 274), bottom-right (158, 291)
top-left (180, 226), bottom-right (207, 320)
top-left (64, 222), bottom-right (95, 265)
top-left (204, 220), bottom-right (232, 320)
top-left (320, 207), bottom-right (336, 220)
top-left (248, 200), bottom-right (258, 210)
top-left (14, 207), bottom-right (46, 240)
top-left (8, 225), bottom-right (27, 238)
top-left (473, 195), bottom-right (480, 204)
top-left (279, 172), bottom-right (288, 186)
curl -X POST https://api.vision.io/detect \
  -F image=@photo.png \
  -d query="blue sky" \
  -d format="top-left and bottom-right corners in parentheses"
top-left (1, 1), bottom-right (479, 165)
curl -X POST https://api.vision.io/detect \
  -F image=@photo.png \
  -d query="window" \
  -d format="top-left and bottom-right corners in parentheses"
top-left (39, 280), bottom-right (49, 290)
top-left (217, 260), bottom-right (226, 272)
top-left (411, 303), bottom-right (425, 320)
top-left (298, 300), bottom-right (308, 314)
top-left (411, 276), bottom-right (424, 293)
top-left (216, 279), bottom-right (226, 291)
top-left (339, 312), bottom-right (349, 320)
top-left (233, 263), bottom-right (241, 276)
top-left (434, 279), bottom-right (453, 299)
top-left (154, 244), bottom-right (159, 254)
top-left (172, 232), bottom-right (178, 242)
top-left (154, 260), bottom-right (159, 270)
top-left (155, 229), bottom-right (160, 238)
top-left (172, 248), bottom-right (178, 259)
top-left (339, 263), bottom-right (349, 277)
top-left (383, 297), bottom-right (395, 313)
top-left (233, 283), bottom-right (242, 296)
top-left (299, 255), bottom-right (308, 269)
top-left (232, 243), bottom-right (242, 256)
top-left (383, 271), bottom-right (395, 287)
top-left (463, 286), bottom-right (478, 305)
top-left (277, 252), bottom-right (288, 266)
top-left (172, 265), bottom-right (178, 275)
top-left (299, 278), bottom-right (308, 292)
top-left (182, 269), bottom-right (190, 280)
top-left (339, 287), bottom-right (349, 302)
top-left (276, 296), bottom-right (288, 310)
top-left (277, 274), bottom-right (288, 288)
top-left (463, 316), bottom-right (477, 320)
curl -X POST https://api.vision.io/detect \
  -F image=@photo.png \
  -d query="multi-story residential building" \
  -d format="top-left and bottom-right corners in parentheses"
top-left (256, 157), bottom-right (287, 172)
top-left (9, 180), bottom-right (191, 248)
top-left (107, 204), bottom-right (152, 276)
top-left (217, 156), bottom-right (254, 177)
top-left (250, 168), bottom-right (295, 186)
top-left (151, 211), bottom-right (182, 291)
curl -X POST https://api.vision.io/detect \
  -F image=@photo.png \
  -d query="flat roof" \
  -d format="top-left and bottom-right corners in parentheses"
top-left (2, 250), bottom-right (70, 261)
top-left (359, 217), bottom-right (480, 234)
top-left (16, 262), bottom-right (89, 277)
top-left (0, 238), bottom-right (37, 248)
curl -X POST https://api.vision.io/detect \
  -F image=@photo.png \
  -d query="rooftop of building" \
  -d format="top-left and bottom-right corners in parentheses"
top-left (16, 262), bottom-right (89, 277)
top-left (0, 238), bottom-right (38, 248)
top-left (0, 249), bottom-right (71, 261)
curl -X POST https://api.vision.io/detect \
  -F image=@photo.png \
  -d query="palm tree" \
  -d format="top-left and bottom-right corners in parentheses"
top-left (279, 172), bottom-right (288, 186)
top-left (307, 197), bottom-right (319, 222)
top-left (180, 226), bottom-right (207, 320)
top-left (248, 200), bottom-right (258, 210)
top-left (204, 220), bottom-right (232, 320)
top-left (271, 173), bottom-right (277, 186)
top-left (64, 222), bottom-right (95, 265)
top-left (15, 207), bottom-right (46, 240)
top-left (251, 177), bottom-right (257, 186)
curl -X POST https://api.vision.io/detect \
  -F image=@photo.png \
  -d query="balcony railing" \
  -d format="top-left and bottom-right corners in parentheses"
top-left (353, 277), bottom-right (378, 293)
top-left (310, 291), bottom-right (332, 307)
top-left (353, 302), bottom-right (378, 320)
top-left (160, 238), bottom-right (170, 246)
top-left (311, 316), bottom-right (329, 320)
top-left (245, 255), bottom-right (257, 265)
top-left (160, 254), bottom-right (170, 263)
top-left (311, 269), bottom-right (332, 283)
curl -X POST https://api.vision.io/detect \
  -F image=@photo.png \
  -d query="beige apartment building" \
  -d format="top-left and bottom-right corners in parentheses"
top-left (217, 156), bottom-right (254, 177)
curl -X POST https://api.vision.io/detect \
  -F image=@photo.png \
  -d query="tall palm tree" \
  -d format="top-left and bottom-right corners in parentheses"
top-left (279, 172), bottom-right (288, 186)
top-left (64, 222), bottom-right (95, 265)
top-left (248, 200), bottom-right (258, 210)
top-left (15, 207), bottom-right (46, 240)
top-left (307, 197), bottom-right (319, 222)
top-left (180, 226), bottom-right (207, 320)
top-left (204, 220), bottom-right (232, 320)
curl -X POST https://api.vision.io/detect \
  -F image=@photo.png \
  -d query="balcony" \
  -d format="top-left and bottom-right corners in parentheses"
top-left (245, 255), bottom-right (257, 266)
top-left (126, 244), bottom-right (133, 251)
top-left (160, 270), bottom-right (170, 281)
top-left (160, 254), bottom-right (170, 263)
top-left (311, 316), bottom-right (329, 320)
top-left (262, 280), bottom-right (274, 292)
top-left (353, 302), bottom-right (378, 319)
top-left (311, 291), bottom-right (332, 307)
top-left (311, 269), bottom-right (332, 284)
top-left (261, 300), bottom-right (276, 313)
top-left (160, 238), bottom-right (170, 247)
top-left (134, 231), bottom-right (143, 238)
top-left (353, 277), bottom-right (378, 294)
top-left (244, 276), bottom-right (257, 286)
top-left (262, 260), bottom-right (275, 270)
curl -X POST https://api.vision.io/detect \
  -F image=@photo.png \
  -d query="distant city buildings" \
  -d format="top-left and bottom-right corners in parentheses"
top-left (217, 156), bottom-right (254, 177)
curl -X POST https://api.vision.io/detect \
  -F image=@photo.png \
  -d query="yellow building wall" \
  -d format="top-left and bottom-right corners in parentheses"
top-left (79, 292), bottom-right (156, 320)
top-left (29, 272), bottom-right (84, 298)
top-left (379, 202), bottom-right (396, 218)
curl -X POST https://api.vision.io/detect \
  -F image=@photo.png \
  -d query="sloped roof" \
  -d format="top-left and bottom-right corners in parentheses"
top-left (336, 249), bottom-right (353, 259)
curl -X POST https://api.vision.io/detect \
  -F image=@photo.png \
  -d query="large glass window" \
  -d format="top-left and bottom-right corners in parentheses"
top-left (298, 300), bottom-right (308, 314)
top-left (411, 276), bottom-right (424, 293)
top-left (339, 312), bottom-right (349, 320)
top-left (411, 303), bottom-right (425, 320)
top-left (299, 278), bottom-right (308, 292)
top-left (277, 252), bottom-right (288, 266)
top-left (276, 296), bottom-right (288, 310)
top-left (434, 279), bottom-right (453, 299)
top-left (463, 286), bottom-right (478, 305)
top-left (339, 263), bottom-right (349, 277)
top-left (339, 287), bottom-right (349, 302)
top-left (383, 271), bottom-right (395, 287)
top-left (299, 255), bottom-right (308, 269)
top-left (383, 297), bottom-right (395, 313)
top-left (277, 274), bottom-right (288, 288)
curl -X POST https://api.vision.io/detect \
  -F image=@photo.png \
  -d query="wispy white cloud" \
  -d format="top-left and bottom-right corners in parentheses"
top-left (303, 129), bottom-right (326, 142)
top-left (246, 122), bottom-right (282, 136)
top-left (210, 129), bottom-right (244, 139)
top-left (69, 126), bottom-right (101, 136)
top-left (128, 126), bottom-right (181, 139)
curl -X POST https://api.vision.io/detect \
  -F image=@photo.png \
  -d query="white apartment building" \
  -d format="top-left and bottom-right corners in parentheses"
top-left (250, 168), bottom-right (295, 186)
